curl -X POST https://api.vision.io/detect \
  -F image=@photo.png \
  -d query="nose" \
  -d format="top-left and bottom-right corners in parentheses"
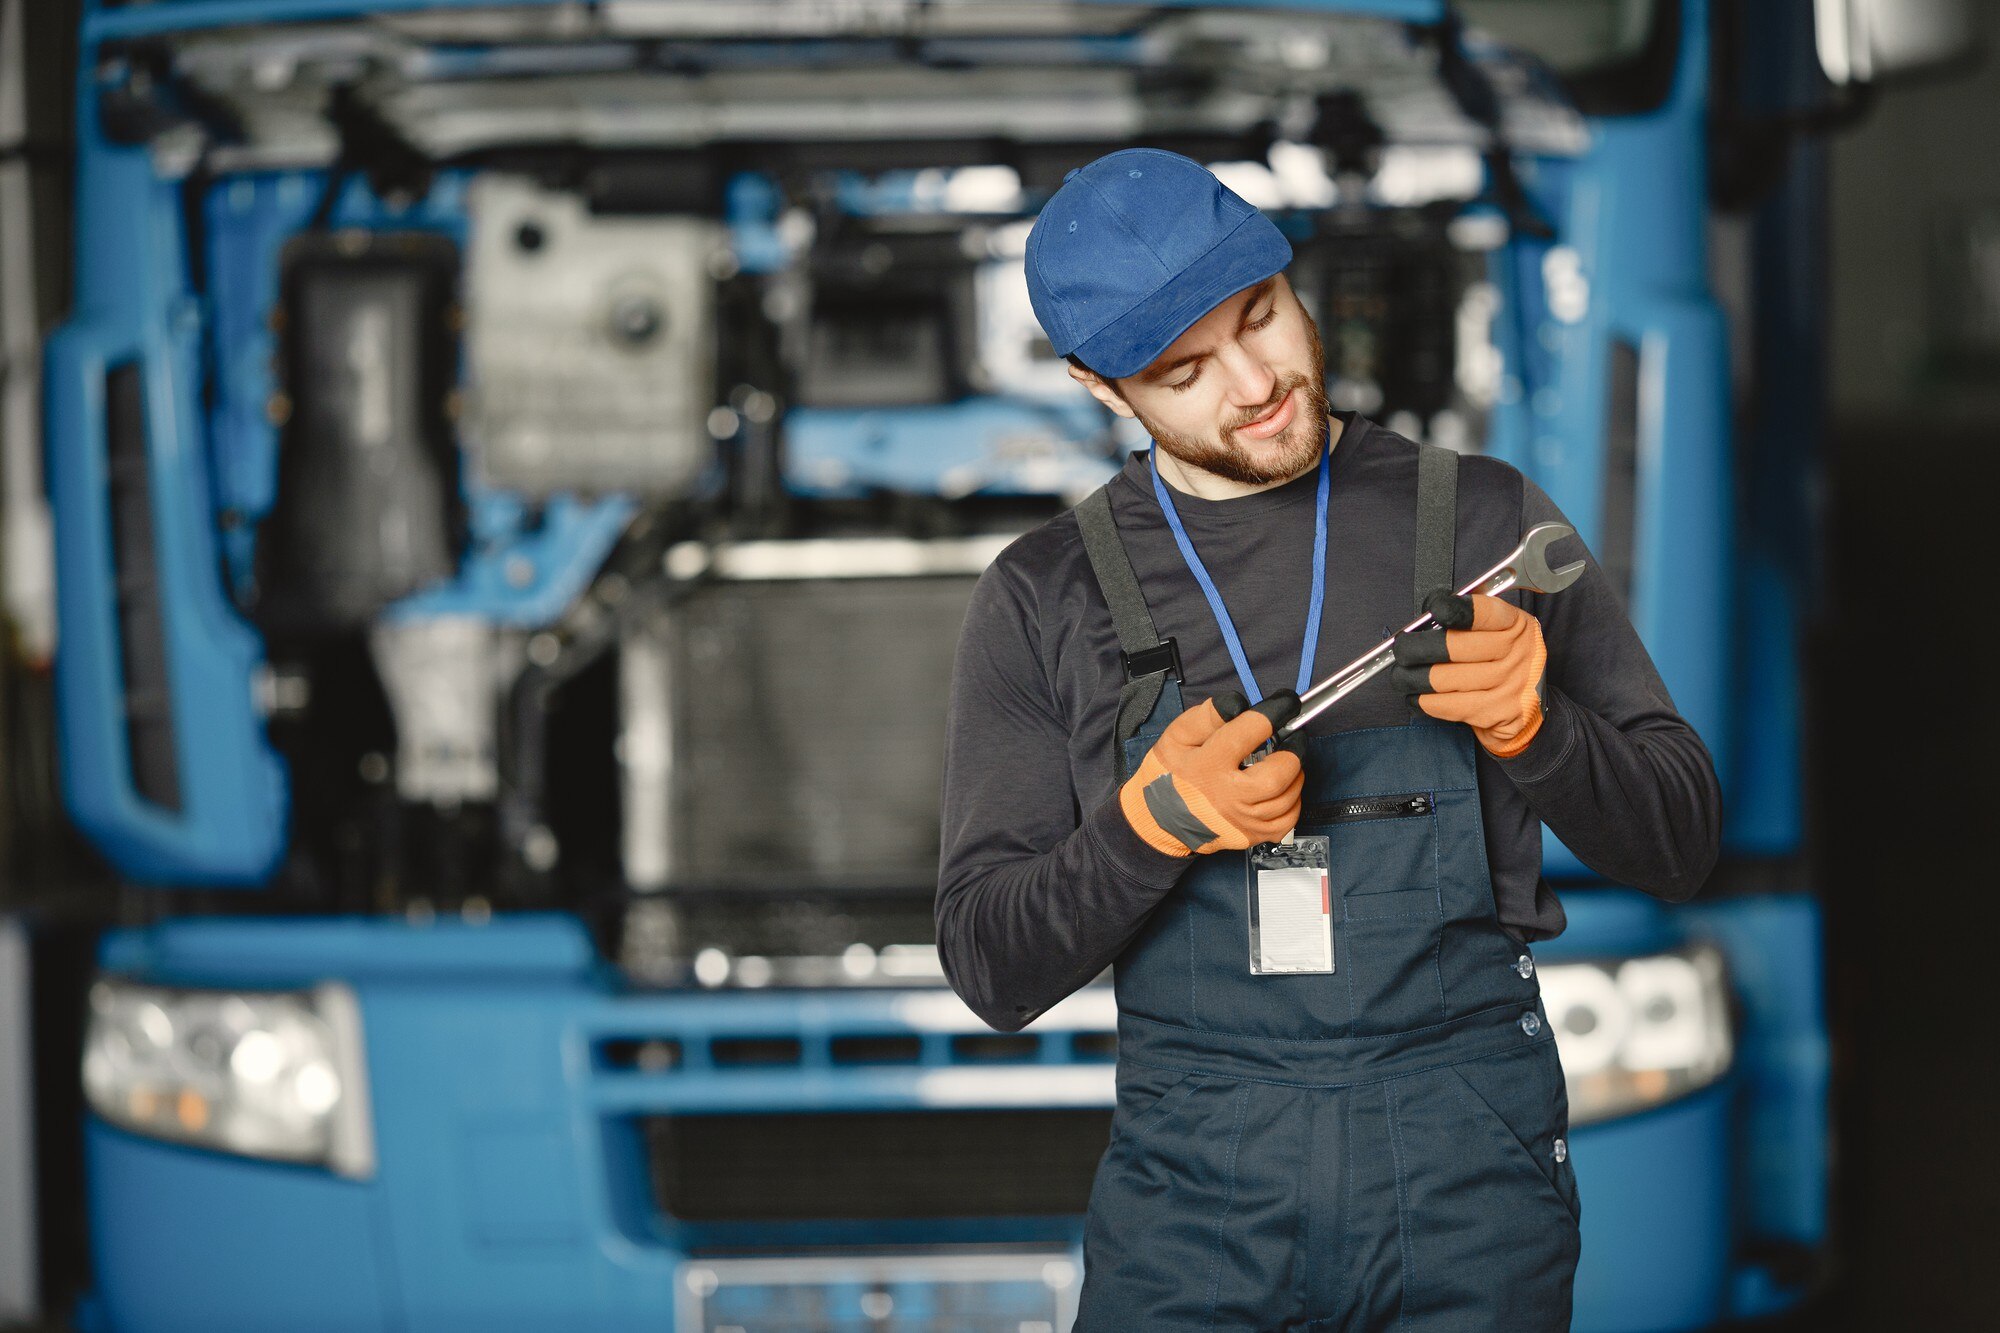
top-left (1217, 342), bottom-right (1279, 419)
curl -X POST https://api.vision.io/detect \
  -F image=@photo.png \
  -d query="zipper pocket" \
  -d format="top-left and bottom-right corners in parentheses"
top-left (1304, 792), bottom-right (1433, 825)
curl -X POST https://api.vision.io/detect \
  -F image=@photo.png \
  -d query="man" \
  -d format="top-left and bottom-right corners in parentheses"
top-left (936, 148), bottom-right (1720, 1330)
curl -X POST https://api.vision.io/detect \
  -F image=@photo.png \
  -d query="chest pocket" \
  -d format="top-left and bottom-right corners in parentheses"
top-left (1302, 791), bottom-right (1441, 921)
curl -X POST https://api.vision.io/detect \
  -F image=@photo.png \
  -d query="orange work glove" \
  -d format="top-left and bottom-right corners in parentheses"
top-left (1391, 590), bottom-right (1548, 758)
top-left (1119, 692), bottom-right (1306, 858)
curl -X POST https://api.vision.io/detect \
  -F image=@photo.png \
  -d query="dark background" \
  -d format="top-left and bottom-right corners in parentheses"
top-left (1808, 14), bottom-right (2000, 1324)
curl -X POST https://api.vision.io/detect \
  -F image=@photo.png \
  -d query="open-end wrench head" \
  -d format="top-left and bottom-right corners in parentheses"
top-left (1515, 522), bottom-right (1586, 594)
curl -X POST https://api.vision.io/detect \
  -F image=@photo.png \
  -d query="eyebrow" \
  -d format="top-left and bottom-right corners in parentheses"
top-left (1140, 278), bottom-right (1279, 382)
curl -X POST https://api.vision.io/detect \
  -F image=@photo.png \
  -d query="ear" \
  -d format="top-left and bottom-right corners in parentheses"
top-left (1068, 362), bottom-right (1137, 419)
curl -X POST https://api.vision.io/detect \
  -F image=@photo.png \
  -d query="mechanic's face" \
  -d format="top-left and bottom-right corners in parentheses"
top-left (1072, 272), bottom-right (1329, 488)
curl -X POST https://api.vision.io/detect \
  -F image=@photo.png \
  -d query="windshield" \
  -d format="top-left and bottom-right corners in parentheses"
top-left (1460, 0), bottom-right (1660, 74)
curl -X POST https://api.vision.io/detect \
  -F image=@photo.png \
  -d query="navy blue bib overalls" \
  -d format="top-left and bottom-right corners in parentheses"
top-left (1071, 446), bottom-right (1581, 1331)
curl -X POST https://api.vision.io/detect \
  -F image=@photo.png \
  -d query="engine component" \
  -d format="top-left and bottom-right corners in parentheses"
top-left (620, 538), bottom-right (1004, 893)
top-left (463, 175), bottom-right (722, 497)
top-left (255, 231), bottom-right (461, 634)
top-left (370, 616), bottom-right (516, 806)
top-left (1290, 210), bottom-right (1483, 428)
top-left (791, 220), bottom-right (979, 408)
top-left (972, 222), bottom-right (1076, 401)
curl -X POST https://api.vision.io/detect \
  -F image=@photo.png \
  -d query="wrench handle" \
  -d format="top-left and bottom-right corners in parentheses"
top-left (1274, 567), bottom-right (1521, 740)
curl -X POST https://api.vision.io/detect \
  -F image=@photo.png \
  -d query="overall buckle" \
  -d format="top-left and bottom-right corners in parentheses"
top-left (1122, 637), bottom-right (1183, 683)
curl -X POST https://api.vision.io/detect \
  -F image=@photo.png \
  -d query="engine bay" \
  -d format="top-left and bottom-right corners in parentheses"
top-left (70, 2), bottom-right (1589, 983)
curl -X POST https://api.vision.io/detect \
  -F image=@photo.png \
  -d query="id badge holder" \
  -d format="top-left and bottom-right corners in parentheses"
top-left (1246, 834), bottom-right (1334, 975)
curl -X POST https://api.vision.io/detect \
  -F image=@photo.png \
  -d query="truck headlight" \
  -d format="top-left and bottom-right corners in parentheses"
top-left (1539, 943), bottom-right (1733, 1127)
top-left (82, 979), bottom-right (375, 1178)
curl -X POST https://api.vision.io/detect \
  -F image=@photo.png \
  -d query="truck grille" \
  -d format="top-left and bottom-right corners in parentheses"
top-left (622, 571), bottom-right (978, 893)
top-left (646, 1109), bottom-right (1110, 1222)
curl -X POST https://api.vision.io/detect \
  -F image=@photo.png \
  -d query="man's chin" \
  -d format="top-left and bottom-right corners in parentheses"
top-left (1228, 402), bottom-right (1328, 483)
top-left (1141, 385), bottom-right (1330, 487)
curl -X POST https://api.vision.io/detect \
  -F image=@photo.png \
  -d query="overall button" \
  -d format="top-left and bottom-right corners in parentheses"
top-left (1553, 1137), bottom-right (1568, 1164)
top-left (1519, 1010), bottom-right (1542, 1037)
top-left (1515, 953), bottom-right (1535, 980)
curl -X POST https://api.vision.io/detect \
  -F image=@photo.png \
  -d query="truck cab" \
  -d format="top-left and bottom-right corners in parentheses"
top-left (17, 0), bottom-right (1929, 1327)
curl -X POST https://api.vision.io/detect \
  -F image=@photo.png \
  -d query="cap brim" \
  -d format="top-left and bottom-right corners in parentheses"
top-left (1070, 212), bottom-right (1293, 381)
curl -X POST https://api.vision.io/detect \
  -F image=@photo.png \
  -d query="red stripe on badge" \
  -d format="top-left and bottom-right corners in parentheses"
top-left (1321, 873), bottom-right (1330, 915)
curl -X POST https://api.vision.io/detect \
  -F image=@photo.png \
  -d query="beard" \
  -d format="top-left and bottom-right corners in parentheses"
top-left (1135, 304), bottom-right (1331, 487)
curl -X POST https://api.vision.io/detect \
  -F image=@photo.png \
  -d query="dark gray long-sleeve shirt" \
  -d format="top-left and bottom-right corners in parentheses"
top-left (936, 413), bottom-right (1721, 1032)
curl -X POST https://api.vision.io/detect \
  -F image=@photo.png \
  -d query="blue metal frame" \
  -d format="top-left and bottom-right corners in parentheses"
top-left (1479, 0), bottom-right (1737, 880)
top-left (1684, 894), bottom-right (1832, 1310)
top-left (79, 899), bottom-right (1799, 1333)
top-left (45, 76), bottom-right (289, 885)
top-left (785, 400), bottom-right (1123, 500)
top-left (1475, 1), bottom-right (1830, 1315)
top-left (84, 915), bottom-right (1107, 1333)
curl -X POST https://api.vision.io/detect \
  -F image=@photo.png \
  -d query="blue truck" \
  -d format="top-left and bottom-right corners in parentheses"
top-left (9, 1), bottom-right (1968, 1328)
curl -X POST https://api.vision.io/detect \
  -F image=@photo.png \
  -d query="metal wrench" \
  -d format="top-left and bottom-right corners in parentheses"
top-left (1271, 522), bottom-right (1586, 743)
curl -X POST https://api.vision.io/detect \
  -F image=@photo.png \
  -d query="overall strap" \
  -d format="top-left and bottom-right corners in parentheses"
top-left (1076, 486), bottom-right (1180, 780)
top-left (1414, 443), bottom-right (1460, 610)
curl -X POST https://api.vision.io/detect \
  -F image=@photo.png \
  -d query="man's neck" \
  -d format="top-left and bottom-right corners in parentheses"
top-left (1153, 416), bottom-right (1344, 501)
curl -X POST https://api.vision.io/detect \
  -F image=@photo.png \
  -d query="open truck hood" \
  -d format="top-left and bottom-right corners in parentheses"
top-left (59, 0), bottom-right (1592, 886)
top-left (100, 1), bottom-right (1587, 177)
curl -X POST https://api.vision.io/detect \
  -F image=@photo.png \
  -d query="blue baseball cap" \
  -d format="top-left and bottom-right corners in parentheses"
top-left (1025, 147), bottom-right (1293, 381)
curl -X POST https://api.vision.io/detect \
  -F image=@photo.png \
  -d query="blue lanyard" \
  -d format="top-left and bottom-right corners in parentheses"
top-left (1148, 434), bottom-right (1331, 705)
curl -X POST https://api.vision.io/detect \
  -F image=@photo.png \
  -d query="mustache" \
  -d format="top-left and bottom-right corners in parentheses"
top-left (1232, 384), bottom-right (1298, 431)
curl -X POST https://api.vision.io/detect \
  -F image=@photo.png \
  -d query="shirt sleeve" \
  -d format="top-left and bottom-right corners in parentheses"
top-left (1493, 478), bottom-right (1724, 902)
top-left (935, 550), bottom-right (1188, 1031)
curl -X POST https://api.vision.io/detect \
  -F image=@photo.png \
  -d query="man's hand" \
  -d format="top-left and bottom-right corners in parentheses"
top-left (1119, 692), bottom-right (1305, 857)
top-left (1392, 590), bottom-right (1548, 758)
